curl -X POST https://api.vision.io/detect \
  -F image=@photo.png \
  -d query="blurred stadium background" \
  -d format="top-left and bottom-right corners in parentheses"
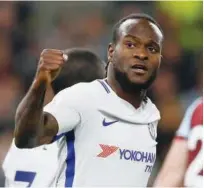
top-left (0, 1), bottom-right (202, 186)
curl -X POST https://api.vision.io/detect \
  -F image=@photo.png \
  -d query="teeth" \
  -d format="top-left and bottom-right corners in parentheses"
top-left (132, 65), bottom-right (146, 70)
top-left (134, 66), bottom-right (144, 69)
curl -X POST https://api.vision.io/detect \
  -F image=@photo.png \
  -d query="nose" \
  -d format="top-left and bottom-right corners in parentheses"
top-left (133, 47), bottom-right (148, 61)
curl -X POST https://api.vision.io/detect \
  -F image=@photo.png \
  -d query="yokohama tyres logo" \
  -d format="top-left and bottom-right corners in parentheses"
top-left (97, 144), bottom-right (119, 158)
top-left (96, 143), bottom-right (156, 173)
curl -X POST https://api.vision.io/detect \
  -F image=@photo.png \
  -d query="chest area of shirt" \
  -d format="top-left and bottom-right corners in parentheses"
top-left (75, 111), bottom-right (157, 163)
top-left (80, 112), bottom-right (156, 144)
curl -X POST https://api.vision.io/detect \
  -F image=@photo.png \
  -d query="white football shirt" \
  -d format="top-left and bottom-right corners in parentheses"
top-left (44, 79), bottom-right (161, 187)
top-left (176, 97), bottom-right (202, 139)
top-left (2, 140), bottom-right (58, 187)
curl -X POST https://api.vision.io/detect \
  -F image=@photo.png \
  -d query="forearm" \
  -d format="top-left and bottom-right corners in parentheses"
top-left (153, 140), bottom-right (187, 187)
top-left (14, 78), bottom-right (47, 148)
top-left (14, 49), bottom-right (65, 148)
top-left (154, 166), bottom-right (184, 187)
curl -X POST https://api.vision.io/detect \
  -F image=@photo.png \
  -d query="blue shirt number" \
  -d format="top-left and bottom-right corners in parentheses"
top-left (15, 171), bottom-right (36, 187)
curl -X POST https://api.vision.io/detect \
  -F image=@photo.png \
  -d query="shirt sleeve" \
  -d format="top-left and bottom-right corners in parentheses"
top-left (175, 111), bottom-right (191, 139)
top-left (175, 102), bottom-right (196, 139)
top-left (176, 98), bottom-right (202, 139)
top-left (43, 88), bottom-right (81, 138)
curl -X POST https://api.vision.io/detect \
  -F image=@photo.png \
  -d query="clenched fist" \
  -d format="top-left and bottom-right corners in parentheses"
top-left (35, 49), bottom-right (68, 84)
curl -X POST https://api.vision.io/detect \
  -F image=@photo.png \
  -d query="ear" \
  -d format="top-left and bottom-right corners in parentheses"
top-left (107, 43), bottom-right (115, 63)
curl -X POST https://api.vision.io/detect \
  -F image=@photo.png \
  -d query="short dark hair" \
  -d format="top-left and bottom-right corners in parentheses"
top-left (112, 13), bottom-right (163, 44)
top-left (52, 48), bottom-right (105, 94)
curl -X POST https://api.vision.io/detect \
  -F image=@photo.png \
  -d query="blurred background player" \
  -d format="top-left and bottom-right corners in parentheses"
top-left (153, 97), bottom-right (203, 187)
top-left (0, 1), bottom-right (202, 186)
top-left (2, 48), bottom-right (105, 187)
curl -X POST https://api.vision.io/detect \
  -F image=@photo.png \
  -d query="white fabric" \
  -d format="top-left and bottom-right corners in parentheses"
top-left (2, 139), bottom-right (58, 187)
top-left (176, 97), bottom-right (202, 139)
top-left (43, 79), bottom-right (161, 187)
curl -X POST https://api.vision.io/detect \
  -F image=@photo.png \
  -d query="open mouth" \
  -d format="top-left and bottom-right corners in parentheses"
top-left (131, 64), bottom-right (148, 74)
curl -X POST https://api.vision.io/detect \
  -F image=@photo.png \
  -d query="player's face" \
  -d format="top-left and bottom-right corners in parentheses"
top-left (108, 19), bottom-right (163, 91)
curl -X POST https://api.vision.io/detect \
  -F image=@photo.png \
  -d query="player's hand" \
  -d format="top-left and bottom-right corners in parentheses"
top-left (35, 49), bottom-right (68, 84)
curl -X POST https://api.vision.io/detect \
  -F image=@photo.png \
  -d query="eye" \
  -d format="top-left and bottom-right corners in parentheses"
top-left (125, 41), bottom-right (136, 49)
top-left (148, 46), bottom-right (157, 53)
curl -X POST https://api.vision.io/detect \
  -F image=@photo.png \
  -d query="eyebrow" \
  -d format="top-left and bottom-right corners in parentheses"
top-left (124, 34), bottom-right (161, 50)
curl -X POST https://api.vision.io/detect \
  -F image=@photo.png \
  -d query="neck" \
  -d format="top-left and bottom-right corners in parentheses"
top-left (107, 73), bottom-right (146, 109)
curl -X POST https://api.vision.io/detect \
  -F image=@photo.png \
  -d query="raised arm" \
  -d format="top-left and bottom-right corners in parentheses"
top-left (14, 49), bottom-right (66, 148)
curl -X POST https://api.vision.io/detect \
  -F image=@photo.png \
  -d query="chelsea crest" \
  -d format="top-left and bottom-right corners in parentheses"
top-left (148, 123), bottom-right (157, 140)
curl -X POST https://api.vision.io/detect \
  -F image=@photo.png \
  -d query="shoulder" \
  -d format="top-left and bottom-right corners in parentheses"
top-left (55, 80), bottom-right (99, 100)
top-left (185, 97), bottom-right (202, 123)
top-left (47, 80), bottom-right (101, 111)
top-left (2, 139), bottom-right (20, 171)
top-left (190, 98), bottom-right (203, 128)
top-left (176, 97), bottom-right (202, 138)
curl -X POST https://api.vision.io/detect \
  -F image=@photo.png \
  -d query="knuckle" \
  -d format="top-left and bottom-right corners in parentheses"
top-left (57, 49), bottom-right (63, 53)
top-left (41, 49), bottom-right (48, 55)
top-left (59, 56), bottom-right (63, 61)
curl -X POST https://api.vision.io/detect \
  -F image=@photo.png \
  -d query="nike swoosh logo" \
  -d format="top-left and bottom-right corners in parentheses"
top-left (103, 118), bottom-right (118, 126)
